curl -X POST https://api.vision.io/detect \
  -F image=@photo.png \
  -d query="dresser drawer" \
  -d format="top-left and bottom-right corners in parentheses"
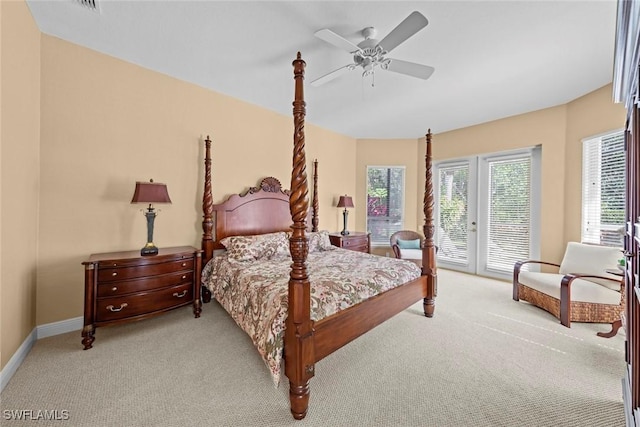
top-left (341, 235), bottom-right (368, 248)
top-left (97, 258), bottom-right (194, 283)
top-left (97, 271), bottom-right (194, 298)
top-left (346, 242), bottom-right (369, 253)
top-left (329, 232), bottom-right (370, 253)
top-left (96, 282), bottom-right (193, 322)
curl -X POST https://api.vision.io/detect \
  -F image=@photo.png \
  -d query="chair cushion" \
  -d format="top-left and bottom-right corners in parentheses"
top-left (399, 248), bottom-right (422, 260)
top-left (559, 242), bottom-right (622, 289)
top-left (397, 238), bottom-right (420, 249)
top-left (518, 271), bottom-right (620, 305)
top-left (559, 242), bottom-right (621, 275)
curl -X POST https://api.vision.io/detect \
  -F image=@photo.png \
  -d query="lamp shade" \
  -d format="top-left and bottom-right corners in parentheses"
top-left (337, 195), bottom-right (354, 208)
top-left (131, 180), bottom-right (172, 204)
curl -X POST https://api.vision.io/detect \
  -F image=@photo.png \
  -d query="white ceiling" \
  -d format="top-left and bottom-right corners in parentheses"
top-left (25, 0), bottom-right (618, 139)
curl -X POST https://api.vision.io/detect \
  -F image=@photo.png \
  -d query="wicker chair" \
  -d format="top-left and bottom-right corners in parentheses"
top-left (513, 242), bottom-right (624, 327)
top-left (389, 230), bottom-right (424, 261)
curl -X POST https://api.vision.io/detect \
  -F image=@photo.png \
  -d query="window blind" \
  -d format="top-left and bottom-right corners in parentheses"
top-left (582, 131), bottom-right (625, 248)
top-left (437, 164), bottom-right (469, 264)
top-left (485, 156), bottom-right (531, 273)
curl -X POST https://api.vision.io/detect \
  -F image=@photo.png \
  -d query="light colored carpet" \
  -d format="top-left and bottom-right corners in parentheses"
top-left (0, 269), bottom-right (626, 426)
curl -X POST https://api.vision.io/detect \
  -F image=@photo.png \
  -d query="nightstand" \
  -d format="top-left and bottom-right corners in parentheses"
top-left (329, 232), bottom-right (370, 253)
top-left (81, 246), bottom-right (202, 350)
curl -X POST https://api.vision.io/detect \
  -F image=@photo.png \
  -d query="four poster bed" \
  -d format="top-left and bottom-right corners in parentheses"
top-left (198, 52), bottom-right (437, 420)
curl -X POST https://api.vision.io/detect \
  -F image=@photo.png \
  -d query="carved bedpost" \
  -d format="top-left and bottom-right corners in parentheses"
top-left (312, 159), bottom-right (319, 232)
top-left (422, 129), bottom-right (437, 317)
top-left (285, 52), bottom-right (315, 420)
top-left (202, 136), bottom-right (214, 267)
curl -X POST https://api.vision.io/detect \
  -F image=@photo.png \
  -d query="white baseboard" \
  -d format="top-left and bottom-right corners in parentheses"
top-left (0, 316), bottom-right (82, 393)
top-left (0, 328), bottom-right (36, 393)
top-left (36, 316), bottom-right (82, 339)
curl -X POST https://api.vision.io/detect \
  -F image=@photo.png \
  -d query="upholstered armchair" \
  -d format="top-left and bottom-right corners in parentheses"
top-left (389, 230), bottom-right (424, 261)
top-left (513, 242), bottom-right (624, 327)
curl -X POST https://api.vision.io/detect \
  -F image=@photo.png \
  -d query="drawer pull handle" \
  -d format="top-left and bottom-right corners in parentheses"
top-left (173, 290), bottom-right (188, 298)
top-left (106, 303), bottom-right (128, 312)
top-left (181, 262), bottom-right (187, 267)
top-left (111, 272), bottom-right (118, 277)
top-left (111, 287), bottom-right (118, 292)
top-left (181, 275), bottom-right (187, 280)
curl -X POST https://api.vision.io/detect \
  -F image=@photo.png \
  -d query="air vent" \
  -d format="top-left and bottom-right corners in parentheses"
top-left (74, 0), bottom-right (99, 12)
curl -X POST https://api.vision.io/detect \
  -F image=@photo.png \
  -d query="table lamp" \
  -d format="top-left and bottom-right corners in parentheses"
top-left (131, 179), bottom-right (172, 256)
top-left (337, 195), bottom-right (354, 236)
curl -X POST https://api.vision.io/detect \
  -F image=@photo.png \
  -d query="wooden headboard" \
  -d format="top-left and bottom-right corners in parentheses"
top-left (211, 176), bottom-right (292, 245)
top-left (200, 142), bottom-right (319, 266)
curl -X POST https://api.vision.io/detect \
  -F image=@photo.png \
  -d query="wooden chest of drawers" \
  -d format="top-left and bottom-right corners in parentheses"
top-left (329, 232), bottom-right (370, 253)
top-left (81, 246), bottom-right (202, 349)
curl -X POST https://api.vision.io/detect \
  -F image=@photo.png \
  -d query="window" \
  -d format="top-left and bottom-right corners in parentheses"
top-left (366, 166), bottom-right (405, 246)
top-left (483, 153), bottom-right (533, 273)
top-left (435, 146), bottom-right (540, 280)
top-left (582, 130), bottom-right (625, 247)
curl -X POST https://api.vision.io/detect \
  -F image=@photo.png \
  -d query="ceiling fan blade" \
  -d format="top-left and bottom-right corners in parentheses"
top-left (378, 11), bottom-right (428, 54)
top-left (386, 59), bottom-right (434, 80)
top-left (314, 29), bottom-right (363, 54)
top-left (310, 64), bottom-right (354, 87)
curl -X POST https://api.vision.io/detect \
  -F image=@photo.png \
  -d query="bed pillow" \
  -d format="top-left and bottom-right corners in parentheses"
top-left (223, 232), bottom-right (290, 261)
top-left (219, 236), bottom-right (234, 249)
top-left (224, 235), bottom-right (262, 262)
top-left (397, 238), bottom-right (421, 249)
top-left (308, 230), bottom-right (334, 252)
top-left (257, 231), bottom-right (291, 259)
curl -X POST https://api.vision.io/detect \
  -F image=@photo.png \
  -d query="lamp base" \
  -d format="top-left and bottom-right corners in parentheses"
top-left (340, 209), bottom-right (350, 236)
top-left (140, 244), bottom-right (158, 256)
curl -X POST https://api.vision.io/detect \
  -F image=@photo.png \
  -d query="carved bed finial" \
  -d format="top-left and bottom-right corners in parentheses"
top-left (247, 177), bottom-right (288, 195)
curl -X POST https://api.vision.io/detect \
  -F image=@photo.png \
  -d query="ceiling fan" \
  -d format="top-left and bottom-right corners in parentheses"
top-left (311, 11), bottom-right (435, 87)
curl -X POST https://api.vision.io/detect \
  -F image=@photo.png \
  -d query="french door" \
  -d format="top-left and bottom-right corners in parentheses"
top-left (434, 147), bottom-right (540, 280)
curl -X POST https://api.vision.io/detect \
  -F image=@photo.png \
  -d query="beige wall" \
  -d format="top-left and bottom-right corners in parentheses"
top-left (565, 85), bottom-right (626, 243)
top-left (354, 85), bottom-right (625, 264)
top-left (1, 0), bottom-right (3, 371)
top-left (1, 0), bottom-right (41, 369)
top-left (0, 0), bottom-right (628, 372)
top-left (424, 105), bottom-right (569, 263)
top-left (37, 36), bottom-right (355, 326)
top-left (413, 87), bottom-right (622, 264)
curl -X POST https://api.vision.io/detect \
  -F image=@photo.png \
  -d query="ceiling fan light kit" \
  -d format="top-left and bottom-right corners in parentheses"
top-left (312, 11), bottom-right (435, 87)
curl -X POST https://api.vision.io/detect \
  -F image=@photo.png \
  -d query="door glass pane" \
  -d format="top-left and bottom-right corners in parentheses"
top-left (438, 165), bottom-right (469, 264)
top-left (486, 156), bottom-right (531, 273)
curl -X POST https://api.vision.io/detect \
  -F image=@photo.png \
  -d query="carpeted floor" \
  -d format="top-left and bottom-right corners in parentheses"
top-left (0, 269), bottom-right (626, 426)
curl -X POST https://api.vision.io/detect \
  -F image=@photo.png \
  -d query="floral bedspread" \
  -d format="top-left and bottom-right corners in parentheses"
top-left (201, 248), bottom-right (422, 386)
